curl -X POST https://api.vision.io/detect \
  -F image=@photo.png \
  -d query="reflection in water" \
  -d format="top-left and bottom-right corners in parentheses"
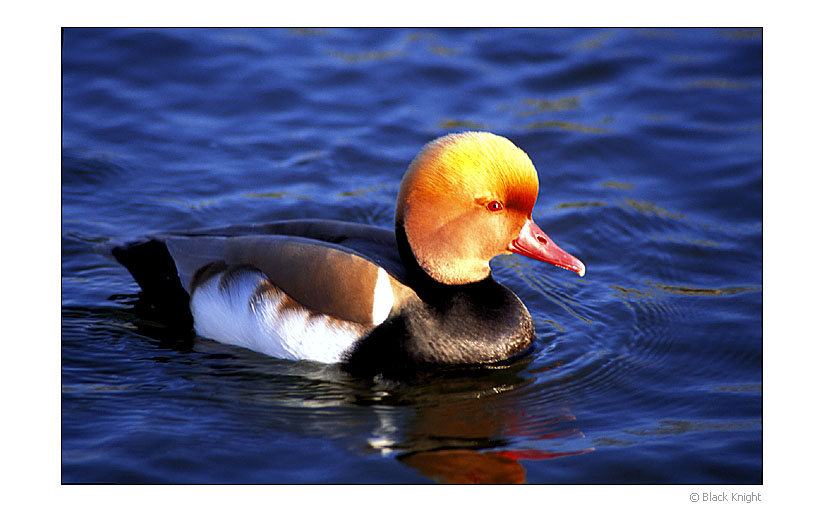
top-left (574, 30), bottom-right (615, 50)
top-left (621, 198), bottom-right (687, 220)
top-left (521, 120), bottom-right (610, 133)
top-left (600, 181), bottom-right (634, 190)
top-left (438, 119), bottom-right (488, 130)
top-left (400, 450), bottom-right (527, 484)
top-left (554, 200), bottom-right (608, 210)
top-left (519, 96), bottom-right (580, 114)
top-left (625, 419), bottom-right (761, 436)
top-left (650, 282), bottom-right (760, 297)
top-left (357, 363), bottom-right (594, 483)
top-left (684, 79), bottom-right (752, 89)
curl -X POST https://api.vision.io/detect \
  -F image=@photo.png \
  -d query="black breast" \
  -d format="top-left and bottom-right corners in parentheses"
top-left (344, 276), bottom-right (535, 377)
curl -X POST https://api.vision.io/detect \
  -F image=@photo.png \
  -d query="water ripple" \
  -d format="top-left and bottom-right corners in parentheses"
top-left (62, 28), bottom-right (761, 484)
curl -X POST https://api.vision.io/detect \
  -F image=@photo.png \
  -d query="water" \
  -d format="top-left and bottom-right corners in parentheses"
top-left (61, 28), bottom-right (762, 484)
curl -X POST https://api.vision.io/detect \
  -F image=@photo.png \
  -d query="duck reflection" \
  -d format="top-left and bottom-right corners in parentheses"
top-left (357, 359), bottom-right (594, 484)
top-left (400, 450), bottom-right (527, 484)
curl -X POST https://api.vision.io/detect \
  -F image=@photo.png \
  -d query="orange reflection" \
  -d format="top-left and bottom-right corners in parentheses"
top-left (400, 449), bottom-right (526, 484)
top-left (400, 446), bottom-right (595, 484)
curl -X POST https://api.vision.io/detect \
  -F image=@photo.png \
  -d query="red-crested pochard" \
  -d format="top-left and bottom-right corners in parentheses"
top-left (112, 132), bottom-right (585, 376)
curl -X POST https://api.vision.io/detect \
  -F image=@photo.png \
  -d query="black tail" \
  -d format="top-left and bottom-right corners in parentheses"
top-left (112, 239), bottom-right (194, 328)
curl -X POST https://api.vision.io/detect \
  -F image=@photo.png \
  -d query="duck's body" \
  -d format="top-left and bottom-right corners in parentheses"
top-left (112, 132), bottom-right (585, 376)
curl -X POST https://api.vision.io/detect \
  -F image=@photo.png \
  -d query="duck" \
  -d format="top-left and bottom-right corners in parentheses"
top-left (112, 132), bottom-right (585, 376)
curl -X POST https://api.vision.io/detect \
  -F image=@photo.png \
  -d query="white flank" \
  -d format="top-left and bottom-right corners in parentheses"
top-left (372, 267), bottom-right (394, 325)
top-left (190, 270), bottom-right (363, 363)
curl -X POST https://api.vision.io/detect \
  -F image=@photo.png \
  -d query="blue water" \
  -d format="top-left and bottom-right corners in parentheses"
top-left (61, 28), bottom-right (762, 484)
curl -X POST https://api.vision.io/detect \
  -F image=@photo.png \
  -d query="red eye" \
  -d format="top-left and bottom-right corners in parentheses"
top-left (487, 200), bottom-right (503, 212)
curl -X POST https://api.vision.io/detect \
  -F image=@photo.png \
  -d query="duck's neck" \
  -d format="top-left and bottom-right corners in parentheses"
top-left (395, 220), bottom-right (428, 276)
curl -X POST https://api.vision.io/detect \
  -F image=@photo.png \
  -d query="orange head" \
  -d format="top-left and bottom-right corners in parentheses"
top-left (395, 132), bottom-right (585, 285)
